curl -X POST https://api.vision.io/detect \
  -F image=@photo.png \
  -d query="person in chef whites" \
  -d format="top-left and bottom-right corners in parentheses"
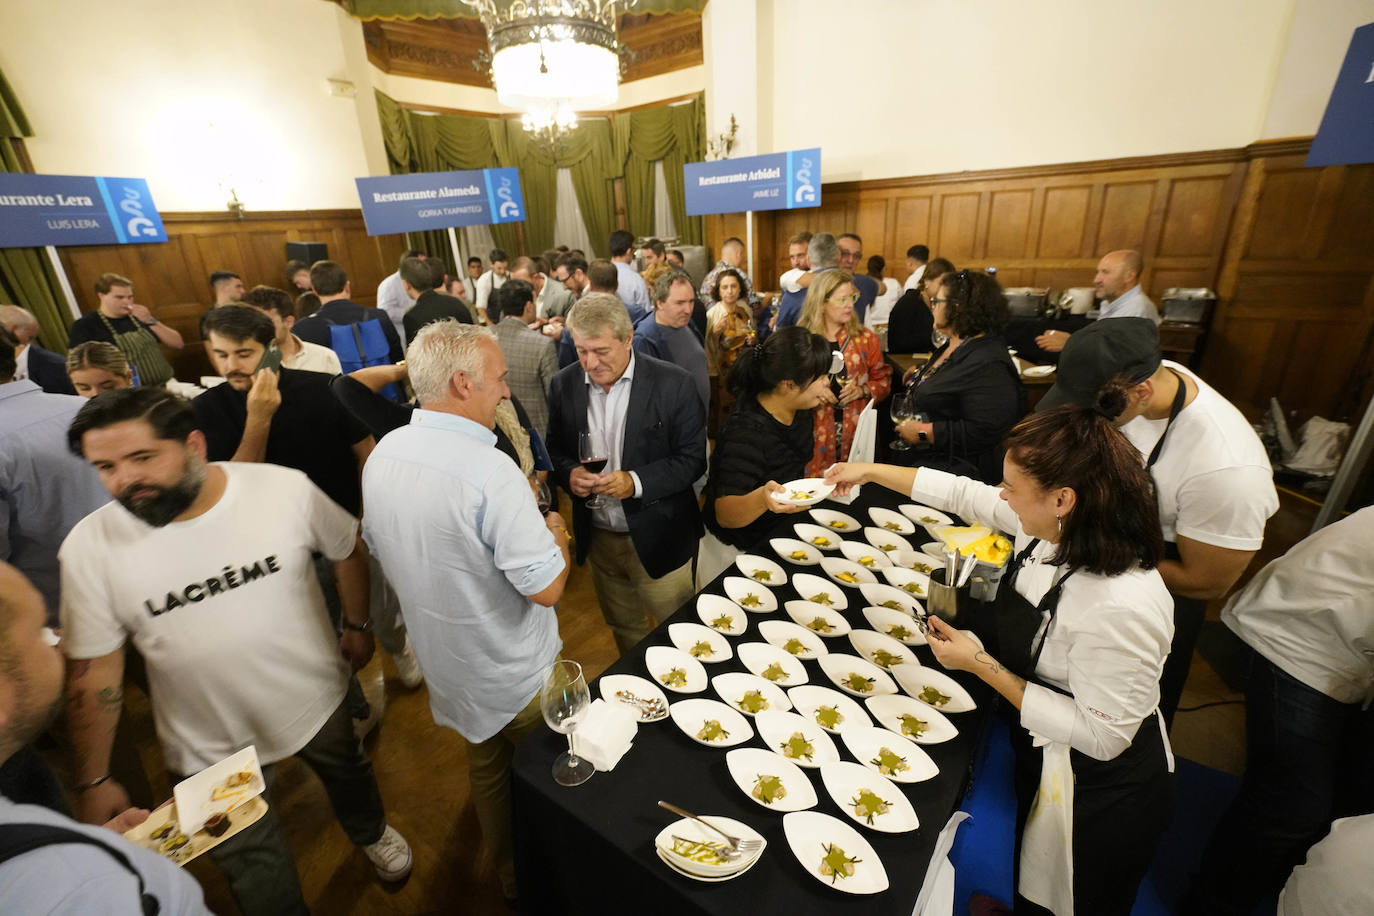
top-left (826, 388), bottom-right (1175, 916)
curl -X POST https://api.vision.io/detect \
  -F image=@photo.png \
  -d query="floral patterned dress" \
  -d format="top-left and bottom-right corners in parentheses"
top-left (806, 326), bottom-right (891, 476)
top-left (706, 302), bottom-right (756, 436)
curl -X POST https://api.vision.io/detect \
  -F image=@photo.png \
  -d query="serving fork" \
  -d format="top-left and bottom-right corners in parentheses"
top-left (657, 800), bottom-right (763, 859)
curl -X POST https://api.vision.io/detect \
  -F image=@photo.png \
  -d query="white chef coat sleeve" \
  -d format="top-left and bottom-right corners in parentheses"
top-left (909, 467), bottom-right (1021, 536)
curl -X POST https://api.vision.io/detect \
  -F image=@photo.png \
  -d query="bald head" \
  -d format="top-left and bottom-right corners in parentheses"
top-left (0, 306), bottom-right (39, 345)
top-left (1094, 250), bottom-right (1143, 301)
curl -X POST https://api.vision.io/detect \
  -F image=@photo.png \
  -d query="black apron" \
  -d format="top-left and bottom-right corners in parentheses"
top-left (1145, 369), bottom-right (1203, 729)
top-left (988, 540), bottom-right (1175, 916)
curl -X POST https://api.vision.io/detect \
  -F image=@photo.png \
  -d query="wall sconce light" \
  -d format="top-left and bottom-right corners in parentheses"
top-left (327, 78), bottom-right (357, 99)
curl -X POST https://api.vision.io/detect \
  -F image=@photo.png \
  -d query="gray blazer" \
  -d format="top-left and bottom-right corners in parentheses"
top-left (494, 316), bottom-right (558, 437)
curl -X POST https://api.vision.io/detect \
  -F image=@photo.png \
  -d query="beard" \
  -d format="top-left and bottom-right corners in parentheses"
top-left (116, 454), bottom-right (207, 527)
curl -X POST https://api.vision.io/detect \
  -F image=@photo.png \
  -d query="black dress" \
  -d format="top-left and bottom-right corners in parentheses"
top-left (885, 289), bottom-right (935, 353)
top-left (703, 399), bottom-right (814, 549)
top-left (896, 335), bottom-right (1025, 482)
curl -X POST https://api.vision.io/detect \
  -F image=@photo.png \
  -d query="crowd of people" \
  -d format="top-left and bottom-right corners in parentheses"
top-left (0, 219), bottom-right (1368, 916)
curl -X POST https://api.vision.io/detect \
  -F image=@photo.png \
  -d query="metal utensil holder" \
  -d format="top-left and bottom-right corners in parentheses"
top-left (926, 568), bottom-right (965, 623)
top-left (967, 559), bottom-right (1008, 602)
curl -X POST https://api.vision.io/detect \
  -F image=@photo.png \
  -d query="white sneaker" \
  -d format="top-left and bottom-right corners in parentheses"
top-left (393, 640), bottom-right (424, 690)
top-left (363, 824), bottom-right (413, 881)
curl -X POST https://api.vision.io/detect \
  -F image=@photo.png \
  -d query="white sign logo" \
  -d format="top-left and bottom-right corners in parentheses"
top-left (794, 156), bottom-right (817, 204)
top-left (496, 176), bottom-right (521, 218)
top-left (119, 187), bottom-right (159, 237)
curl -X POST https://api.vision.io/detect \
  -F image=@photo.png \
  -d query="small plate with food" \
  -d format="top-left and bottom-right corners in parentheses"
top-left (790, 573), bottom-right (850, 611)
top-left (793, 523), bottom-right (844, 551)
top-left (859, 582), bottom-right (923, 617)
top-left (758, 619), bottom-right (829, 660)
top-left (775, 477), bottom-right (835, 507)
top-left (787, 684), bottom-right (870, 735)
top-left (862, 527), bottom-right (914, 555)
top-left (817, 654), bottom-right (898, 699)
top-left (1022, 364), bottom-right (1055, 379)
top-left (644, 645), bottom-right (708, 694)
top-left (783, 600), bottom-right (852, 638)
top-left (820, 761), bottom-right (919, 834)
top-left (654, 814), bottom-right (766, 879)
top-left (599, 673), bottom-right (670, 723)
top-left (840, 725), bottom-right (939, 784)
top-left (865, 694), bottom-right (958, 744)
top-left (735, 554), bottom-right (785, 586)
top-left (782, 810), bottom-right (889, 894)
top-left (898, 504), bottom-right (954, 529)
top-left (754, 710), bottom-right (841, 769)
top-left (726, 746), bottom-right (817, 812)
top-left (769, 537), bottom-right (823, 567)
top-left (712, 671), bottom-right (792, 717)
top-left (172, 745), bottom-right (266, 836)
top-left (867, 507), bottom-right (916, 536)
top-left (723, 576), bottom-right (778, 613)
top-left (891, 664), bottom-right (977, 713)
top-left (878, 566), bottom-right (931, 601)
top-left (696, 593), bottom-right (748, 637)
top-left (669, 697), bottom-right (753, 748)
top-left (668, 622), bottom-right (734, 664)
top-left (861, 606), bottom-right (928, 647)
top-left (808, 508), bottom-right (861, 533)
top-left (819, 556), bottom-right (878, 587)
top-left (888, 549), bottom-right (936, 576)
top-left (737, 641), bottom-right (809, 686)
top-left (847, 629), bottom-right (920, 671)
top-left (838, 540), bottom-right (893, 570)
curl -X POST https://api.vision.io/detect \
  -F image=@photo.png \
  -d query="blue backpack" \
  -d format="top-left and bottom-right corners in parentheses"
top-left (327, 318), bottom-right (401, 401)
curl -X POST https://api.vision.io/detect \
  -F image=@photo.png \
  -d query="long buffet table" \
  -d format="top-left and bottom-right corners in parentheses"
top-left (511, 485), bottom-right (997, 914)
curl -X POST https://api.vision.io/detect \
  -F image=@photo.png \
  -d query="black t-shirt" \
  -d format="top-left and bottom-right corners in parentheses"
top-left (704, 399), bottom-right (815, 549)
top-left (192, 368), bottom-right (371, 515)
top-left (67, 312), bottom-right (154, 347)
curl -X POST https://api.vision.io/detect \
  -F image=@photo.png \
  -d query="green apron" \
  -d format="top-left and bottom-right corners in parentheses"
top-left (98, 312), bottom-right (174, 387)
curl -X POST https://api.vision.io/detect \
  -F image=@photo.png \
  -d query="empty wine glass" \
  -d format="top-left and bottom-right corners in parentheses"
top-left (578, 429), bottom-right (610, 510)
top-left (890, 390), bottom-right (914, 451)
top-left (541, 659), bottom-right (594, 787)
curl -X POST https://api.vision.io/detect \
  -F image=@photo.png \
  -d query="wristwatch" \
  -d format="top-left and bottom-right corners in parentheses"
top-left (342, 618), bottom-right (373, 633)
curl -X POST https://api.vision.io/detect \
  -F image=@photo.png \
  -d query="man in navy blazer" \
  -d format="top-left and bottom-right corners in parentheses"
top-left (631, 268), bottom-right (708, 416)
top-left (546, 293), bottom-right (705, 655)
top-left (0, 306), bottom-right (75, 395)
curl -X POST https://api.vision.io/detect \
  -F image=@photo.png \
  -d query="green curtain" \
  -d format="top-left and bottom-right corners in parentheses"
top-left (615, 94), bottom-right (703, 246)
top-left (496, 118), bottom-right (617, 255)
top-left (0, 69), bottom-right (75, 352)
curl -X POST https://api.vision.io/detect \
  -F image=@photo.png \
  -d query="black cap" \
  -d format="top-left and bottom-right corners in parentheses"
top-left (1037, 318), bottom-right (1162, 411)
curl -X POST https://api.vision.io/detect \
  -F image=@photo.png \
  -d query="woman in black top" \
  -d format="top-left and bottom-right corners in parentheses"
top-left (885, 257), bottom-right (954, 354)
top-left (893, 269), bottom-right (1025, 482)
top-left (699, 327), bottom-right (832, 582)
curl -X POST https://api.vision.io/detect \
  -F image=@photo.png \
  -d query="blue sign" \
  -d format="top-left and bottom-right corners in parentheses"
top-left (354, 168), bottom-right (526, 236)
top-left (0, 174), bottom-right (166, 248)
top-left (683, 148), bottom-right (821, 216)
top-left (1307, 23), bottom-right (1374, 167)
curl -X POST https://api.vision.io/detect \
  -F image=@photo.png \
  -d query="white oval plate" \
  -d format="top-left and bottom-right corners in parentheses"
top-left (783, 600), bottom-right (852, 638)
top-left (696, 593), bottom-right (748, 637)
top-left (819, 556), bottom-right (878, 587)
top-left (755, 710), bottom-right (841, 769)
top-left (847, 629), bottom-right (921, 672)
top-left (791, 572), bottom-right (850, 611)
top-left (669, 697), bottom-right (753, 748)
top-left (878, 566), bottom-right (931, 601)
top-left (737, 641), bottom-right (809, 686)
top-left (868, 506), bottom-right (917, 536)
top-left (783, 810), bottom-right (889, 894)
top-left (863, 526), bottom-right (914, 555)
top-left (758, 619), bottom-right (828, 660)
top-left (899, 504), bottom-right (954, 528)
top-left (712, 671), bottom-right (792, 717)
top-left (644, 645), bottom-right (708, 694)
top-left (735, 553), bottom-right (785, 587)
top-left (889, 549), bottom-right (937, 575)
top-left (793, 522), bottom-right (844, 551)
top-left (921, 542), bottom-right (949, 562)
top-left (859, 582), bottom-right (923, 616)
top-left (841, 725), bottom-right (939, 784)
top-left (655, 814), bottom-right (766, 878)
top-left (820, 761), bottom-right (920, 834)
top-left (599, 673), bottom-right (669, 723)
top-left (775, 477), bottom-right (835, 506)
top-left (787, 684), bottom-right (870, 735)
top-left (865, 694), bottom-right (958, 745)
top-left (723, 576), bottom-right (778, 613)
top-left (818, 654), bottom-right (898, 698)
top-left (891, 665), bottom-right (977, 713)
top-left (1023, 364), bottom-right (1055, 379)
top-left (838, 540), bottom-right (893, 569)
top-left (668, 622), bottom-right (734, 664)
top-left (655, 846), bottom-right (762, 883)
top-left (770, 537), bottom-right (823, 567)
top-left (726, 746), bottom-right (817, 813)
top-left (809, 507), bottom-right (861, 532)
top-left (861, 606), bottom-right (928, 647)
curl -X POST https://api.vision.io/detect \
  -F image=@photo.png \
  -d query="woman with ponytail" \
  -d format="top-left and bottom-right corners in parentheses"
top-left (826, 388), bottom-right (1175, 916)
top-left (695, 326), bottom-right (833, 586)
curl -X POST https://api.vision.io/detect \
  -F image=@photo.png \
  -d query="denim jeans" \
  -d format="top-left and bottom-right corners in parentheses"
top-left (178, 699), bottom-right (388, 916)
top-left (1184, 652), bottom-right (1374, 914)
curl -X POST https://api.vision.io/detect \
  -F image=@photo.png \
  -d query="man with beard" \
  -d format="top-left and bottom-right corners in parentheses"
top-left (0, 561), bottom-right (213, 913)
top-left (58, 388), bottom-right (412, 915)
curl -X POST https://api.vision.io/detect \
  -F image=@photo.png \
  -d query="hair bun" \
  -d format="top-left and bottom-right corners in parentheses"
top-left (1094, 378), bottom-right (1130, 420)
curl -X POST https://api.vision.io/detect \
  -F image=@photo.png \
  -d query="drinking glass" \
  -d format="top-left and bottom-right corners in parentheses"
top-left (541, 660), bottom-right (594, 786)
top-left (534, 478), bottom-right (554, 516)
top-left (890, 390), bottom-right (914, 451)
top-left (578, 429), bottom-right (610, 510)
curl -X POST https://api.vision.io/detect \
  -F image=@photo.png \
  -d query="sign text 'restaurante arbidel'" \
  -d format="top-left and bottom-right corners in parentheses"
top-left (354, 168), bottom-right (526, 236)
top-left (683, 148), bottom-right (821, 216)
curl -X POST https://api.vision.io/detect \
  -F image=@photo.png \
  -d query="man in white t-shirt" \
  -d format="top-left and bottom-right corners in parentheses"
top-left (902, 244), bottom-right (929, 292)
top-left (241, 285), bottom-right (343, 375)
top-left (1040, 318), bottom-right (1278, 726)
top-left (778, 231), bottom-right (812, 295)
top-left (375, 249), bottom-right (424, 343)
top-left (58, 387), bottom-right (411, 915)
top-left (474, 248), bottom-right (510, 325)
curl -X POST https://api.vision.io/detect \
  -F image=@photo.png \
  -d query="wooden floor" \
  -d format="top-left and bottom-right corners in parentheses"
top-left (101, 490), bottom-right (1319, 915)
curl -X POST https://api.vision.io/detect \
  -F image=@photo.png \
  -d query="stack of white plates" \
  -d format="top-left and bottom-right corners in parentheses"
top-left (654, 815), bottom-right (767, 882)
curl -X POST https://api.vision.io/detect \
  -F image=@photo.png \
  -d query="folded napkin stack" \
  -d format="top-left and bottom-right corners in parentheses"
top-left (573, 699), bottom-right (639, 772)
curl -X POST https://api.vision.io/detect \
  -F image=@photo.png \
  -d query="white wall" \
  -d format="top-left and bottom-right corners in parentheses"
top-left (766, 0), bottom-right (1298, 181)
top-left (1261, 1), bottom-right (1374, 138)
top-left (0, 0), bottom-right (374, 211)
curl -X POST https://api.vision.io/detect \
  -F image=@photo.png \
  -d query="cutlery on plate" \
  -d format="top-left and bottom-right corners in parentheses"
top-left (657, 800), bottom-right (763, 858)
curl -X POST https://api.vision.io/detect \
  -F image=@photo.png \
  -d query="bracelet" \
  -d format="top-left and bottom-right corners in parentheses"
top-left (73, 773), bottom-right (112, 792)
top-left (342, 618), bottom-right (373, 633)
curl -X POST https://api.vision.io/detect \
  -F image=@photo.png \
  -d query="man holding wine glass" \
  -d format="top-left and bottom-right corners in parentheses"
top-left (547, 294), bottom-right (707, 656)
top-left (361, 320), bottom-right (571, 905)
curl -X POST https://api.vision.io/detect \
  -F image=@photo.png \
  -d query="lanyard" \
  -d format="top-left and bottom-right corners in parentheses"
top-left (1145, 368), bottom-right (1188, 470)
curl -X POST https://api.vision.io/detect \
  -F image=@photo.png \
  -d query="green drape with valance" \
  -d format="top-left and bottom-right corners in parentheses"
top-left (613, 94), bottom-right (703, 246)
top-left (493, 117), bottom-right (618, 255)
top-left (343, 0), bottom-right (704, 20)
top-left (0, 67), bottom-right (75, 352)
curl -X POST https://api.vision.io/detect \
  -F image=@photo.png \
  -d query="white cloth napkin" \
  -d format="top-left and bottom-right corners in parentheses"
top-left (911, 810), bottom-right (971, 916)
top-left (831, 398), bottom-right (877, 505)
top-left (573, 699), bottom-right (638, 772)
top-left (1018, 735), bottom-right (1074, 915)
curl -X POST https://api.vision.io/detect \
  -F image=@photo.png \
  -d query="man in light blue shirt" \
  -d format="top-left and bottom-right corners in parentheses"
top-left (360, 320), bottom-right (570, 903)
top-left (609, 229), bottom-right (652, 318)
top-left (1036, 249), bottom-right (1159, 352)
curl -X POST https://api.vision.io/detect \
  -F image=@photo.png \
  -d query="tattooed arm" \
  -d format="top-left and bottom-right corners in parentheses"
top-left (925, 615), bottom-right (1029, 709)
top-left (66, 648), bottom-right (133, 824)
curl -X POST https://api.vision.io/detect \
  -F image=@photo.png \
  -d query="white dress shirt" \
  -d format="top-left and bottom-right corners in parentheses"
top-left (280, 335), bottom-right (343, 375)
top-left (376, 271), bottom-right (410, 338)
top-left (586, 352), bottom-right (644, 532)
top-left (1098, 284), bottom-right (1160, 324)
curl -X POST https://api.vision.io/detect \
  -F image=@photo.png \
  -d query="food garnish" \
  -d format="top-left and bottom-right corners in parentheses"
top-left (660, 667), bottom-right (688, 687)
top-left (814, 705), bottom-right (844, 729)
top-left (899, 713), bottom-right (929, 738)
top-left (879, 599), bottom-right (905, 611)
top-left (697, 719), bottom-right (729, 742)
top-left (827, 520), bottom-right (848, 529)
top-left (789, 550), bottom-right (809, 561)
top-left (807, 616), bottom-right (834, 634)
top-left (672, 836), bottom-right (729, 865)
top-left (203, 811), bottom-right (230, 837)
top-left (879, 542), bottom-right (898, 552)
top-left (910, 562), bottom-right (933, 574)
top-left (762, 662), bottom-right (789, 682)
top-left (902, 582), bottom-right (925, 596)
top-left (790, 489), bottom-right (816, 500)
top-left (835, 571), bottom-right (858, 584)
top-left (738, 689), bottom-right (770, 714)
top-left (751, 569), bottom-right (773, 582)
top-left (857, 555), bottom-right (877, 568)
top-left (710, 613), bottom-right (736, 631)
top-left (739, 592), bottom-right (762, 608)
top-left (752, 773), bottom-right (787, 805)
top-left (851, 788), bottom-right (892, 825)
top-left (811, 536), bottom-right (831, 547)
top-left (883, 522), bottom-right (903, 531)
top-left (819, 842), bottom-right (860, 883)
top-left (151, 823), bottom-right (175, 841)
top-left (809, 592), bottom-right (833, 606)
top-left (871, 649), bottom-right (904, 669)
top-left (918, 686), bottom-right (952, 707)
top-left (843, 672), bottom-right (876, 693)
top-left (871, 747), bottom-right (909, 776)
top-left (920, 515), bottom-right (939, 524)
top-left (780, 731), bottom-right (815, 761)
top-left (887, 624), bottom-right (913, 641)
top-left (689, 640), bottom-right (715, 659)
top-left (783, 637), bottom-right (808, 656)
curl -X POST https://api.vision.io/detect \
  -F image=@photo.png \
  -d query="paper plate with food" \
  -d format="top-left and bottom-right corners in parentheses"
top-left (859, 582), bottom-right (923, 617)
top-left (867, 506), bottom-right (916, 536)
top-left (878, 565), bottom-right (931, 601)
top-left (898, 504), bottom-right (954, 529)
top-left (847, 629), bottom-right (920, 672)
top-left (808, 507), bottom-right (861, 532)
top-left (891, 664), bottom-right (977, 713)
top-left (774, 477), bottom-right (835, 506)
top-left (860, 606), bottom-right (928, 647)
top-left (792, 522), bottom-right (844, 551)
top-left (818, 654), bottom-right (898, 699)
top-left (172, 745), bottom-right (266, 836)
top-left (644, 645), bottom-right (708, 694)
top-left (819, 556), bottom-right (878, 587)
top-left (838, 540), bottom-right (893, 570)
top-left (862, 526), bottom-right (914, 555)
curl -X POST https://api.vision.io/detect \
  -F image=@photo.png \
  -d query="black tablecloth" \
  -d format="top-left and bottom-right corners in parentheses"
top-left (512, 486), bottom-right (994, 914)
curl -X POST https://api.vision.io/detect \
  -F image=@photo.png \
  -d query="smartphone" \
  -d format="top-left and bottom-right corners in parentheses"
top-left (256, 344), bottom-right (283, 375)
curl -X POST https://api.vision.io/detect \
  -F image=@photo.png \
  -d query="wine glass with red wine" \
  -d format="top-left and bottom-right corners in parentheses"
top-left (578, 429), bottom-right (610, 510)
top-left (534, 478), bottom-right (554, 515)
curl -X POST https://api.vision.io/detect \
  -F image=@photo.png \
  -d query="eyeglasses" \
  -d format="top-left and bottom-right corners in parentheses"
top-left (828, 292), bottom-right (859, 304)
top-left (930, 297), bottom-right (953, 306)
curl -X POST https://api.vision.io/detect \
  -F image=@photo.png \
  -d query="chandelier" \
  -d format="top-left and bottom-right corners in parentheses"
top-left (522, 104), bottom-right (579, 154)
top-left (462, 0), bottom-right (636, 111)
